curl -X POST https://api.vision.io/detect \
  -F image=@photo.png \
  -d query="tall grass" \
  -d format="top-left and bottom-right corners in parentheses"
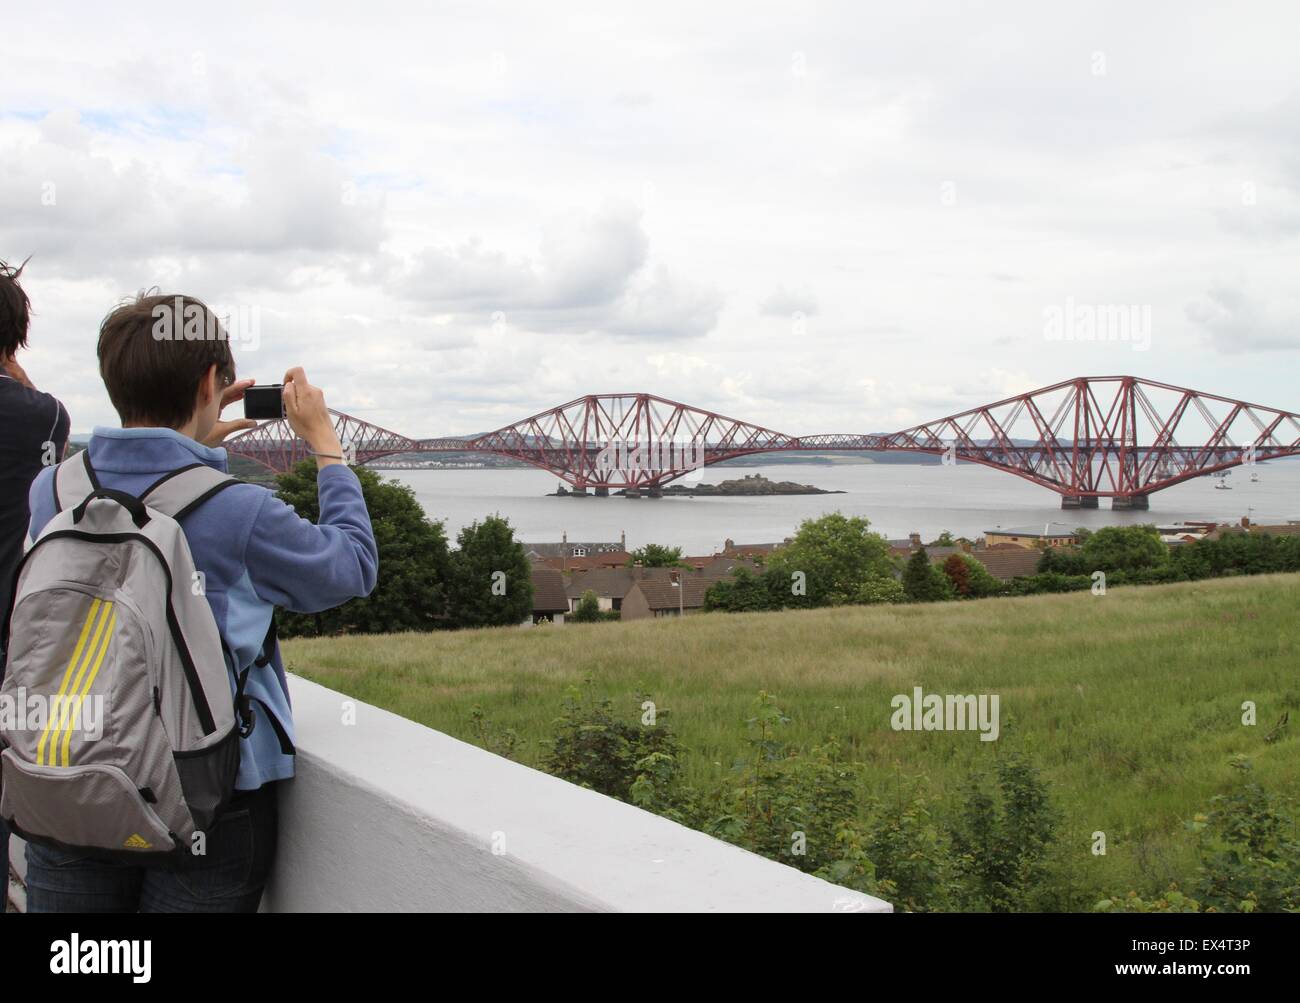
top-left (283, 573), bottom-right (1300, 898)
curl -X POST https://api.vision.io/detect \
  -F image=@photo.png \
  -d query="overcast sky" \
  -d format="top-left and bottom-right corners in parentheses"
top-left (2, 1), bottom-right (1297, 439)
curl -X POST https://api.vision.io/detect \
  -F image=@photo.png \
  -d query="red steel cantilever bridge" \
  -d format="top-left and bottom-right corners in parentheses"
top-left (225, 376), bottom-right (1300, 510)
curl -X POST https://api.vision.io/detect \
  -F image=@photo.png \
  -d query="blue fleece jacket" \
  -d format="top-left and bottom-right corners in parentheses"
top-left (26, 427), bottom-right (379, 790)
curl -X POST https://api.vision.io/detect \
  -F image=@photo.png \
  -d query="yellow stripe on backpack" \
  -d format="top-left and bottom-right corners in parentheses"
top-left (59, 605), bottom-right (116, 767)
top-left (36, 598), bottom-right (104, 766)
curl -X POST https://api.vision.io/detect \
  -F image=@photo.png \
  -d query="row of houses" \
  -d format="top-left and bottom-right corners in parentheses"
top-left (528, 558), bottom-right (762, 623)
top-left (522, 530), bottom-right (1042, 624)
top-left (523, 516), bottom-right (1300, 624)
top-left (523, 533), bottom-right (788, 573)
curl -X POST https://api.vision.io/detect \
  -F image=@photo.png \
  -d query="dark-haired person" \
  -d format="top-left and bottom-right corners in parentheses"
top-left (0, 258), bottom-right (69, 905)
top-left (19, 293), bottom-right (378, 912)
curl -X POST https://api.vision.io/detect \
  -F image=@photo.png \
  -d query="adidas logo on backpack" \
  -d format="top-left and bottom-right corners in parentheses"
top-left (1, 451), bottom-right (249, 859)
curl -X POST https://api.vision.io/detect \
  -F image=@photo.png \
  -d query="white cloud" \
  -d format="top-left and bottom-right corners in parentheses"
top-left (760, 288), bottom-right (818, 318)
top-left (1187, 284), bottom-right (1300, 353)
top-left (3, 0), bottom-right (1300, 436)
top-left (392, 204), bottom-right (720, 339)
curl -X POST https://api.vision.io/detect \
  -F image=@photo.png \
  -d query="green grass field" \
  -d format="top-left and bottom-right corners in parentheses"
top-left (282, 573), bottom-right (1300, 899)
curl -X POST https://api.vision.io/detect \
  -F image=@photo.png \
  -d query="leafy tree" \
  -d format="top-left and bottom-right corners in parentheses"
top-left (942, 553), bottom-right (970, 595)
top-left (902, 547), bottom-right (954, 602)
top-left (943, 553), bottom-right (1001, 598)
top-left (704, 567), bottom-right (783, 612)
top-left (1081, 525), bottom-right (1168, 572)
top-left (571, 589), bottom-right (603, 623)
top-left (447, 514), bottom-right (533, 628)
top-left (933, 531), bottom-right (956, 547)
top-left (627, 544), bottom-right (684, 567)
top-left (764, 512), bottom-right (894, 606)
top-left (1037, 546), bottom-right (1087, 575)
top-left (274, 461), bottom-right (450, 636)
top-left (854, 576), bottom-right (905, 604)
top-left (1189, 531), bottom-right (1300, 578)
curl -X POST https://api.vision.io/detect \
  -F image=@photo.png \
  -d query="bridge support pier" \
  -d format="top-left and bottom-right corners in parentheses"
top-left (624, 487), bottom-right (641, 499)
top-left (646, 485), bottom-right (663, 498)
top-left (1060, 495), bottom-right (1099, 509)
top-left (1111, 494), bottom-right (1149, 511)
top-left (594, 487), bottom-right (609, 497)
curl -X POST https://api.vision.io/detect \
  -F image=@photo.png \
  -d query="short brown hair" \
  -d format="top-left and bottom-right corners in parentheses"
top-left (0, 257), bottom-right (32, 357)
top-left (98, 293), bottom-right (236, 428)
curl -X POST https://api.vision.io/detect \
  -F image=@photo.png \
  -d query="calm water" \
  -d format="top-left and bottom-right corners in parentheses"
top-left (390, 461), bottom-right (1300, 554)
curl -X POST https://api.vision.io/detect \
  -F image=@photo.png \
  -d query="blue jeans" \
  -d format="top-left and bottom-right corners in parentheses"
top-left (24, 782), bottom-right (278, 913)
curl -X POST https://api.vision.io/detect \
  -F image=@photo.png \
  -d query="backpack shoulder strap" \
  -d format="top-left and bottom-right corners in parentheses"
top-left (53, 450), bottom-right (99, 512)
top-left (140, 464), bottom-right (242, 520)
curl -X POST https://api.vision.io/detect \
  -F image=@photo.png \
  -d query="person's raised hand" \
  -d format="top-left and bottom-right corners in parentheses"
top-left (282, 367), bottom-right (342, 463)
top-left (199, 377), bottom-right (258, 447)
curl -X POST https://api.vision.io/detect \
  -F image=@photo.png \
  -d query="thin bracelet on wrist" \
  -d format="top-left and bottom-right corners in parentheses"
top-left (310, 450), bottom-right (345, 460)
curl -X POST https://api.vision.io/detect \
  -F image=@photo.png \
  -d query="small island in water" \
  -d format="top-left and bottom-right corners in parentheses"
top-left (550, 474), bottom-right (843, 497)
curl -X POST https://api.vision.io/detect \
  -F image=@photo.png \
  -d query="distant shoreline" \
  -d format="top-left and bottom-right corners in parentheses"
top-left (549, 473), bottom-right (844, 497)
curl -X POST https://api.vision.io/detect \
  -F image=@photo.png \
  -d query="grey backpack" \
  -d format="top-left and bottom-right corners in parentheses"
top-left (1, 451), bottom-right (249, 859)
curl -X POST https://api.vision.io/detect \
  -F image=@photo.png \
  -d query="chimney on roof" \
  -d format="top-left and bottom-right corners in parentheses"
top-left (1241, 516), bottom-right (1250, 528)
top-left (960, 540), bottom-right (972, 553)
top-left (909, 532), bottom-right (921, 547)
top-left (562, 530), bottom-right (567, 544)
top-left (620, 530), bottom-right (626, 549)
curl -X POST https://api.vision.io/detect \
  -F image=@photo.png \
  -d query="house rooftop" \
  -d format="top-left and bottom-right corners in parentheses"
top-left (565, 568), bottom-right (636, 599)
top-left (523, 530), bottom-right (627, 559)
top-left (985, 522), bottom-right (1078, 538)
top-left (630, 574), bottom-right (714, 611)
top-left (533, 551), bottom-right (632, 572)
top-left (971, 547), bottom-right (1042, 581)
top-left (530, 567), bottom-right (570, 613)
top-left (524, 541), bottom-right (625, 559)
top-left (718, 537), bottom-right (786, 558)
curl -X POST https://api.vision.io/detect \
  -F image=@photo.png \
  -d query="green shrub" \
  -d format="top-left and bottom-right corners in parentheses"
top-left (1094, 886), bottom-right (1202, 913)
top-left (1190, 757), bottom-right (1300, 912)
top-left (570, 589), bottom-right (603, 622)
top-left (541, 680), bottom-right (686, 807)
top-left (703, 694), bottom-right (862, 874)
top-left (860, 771), bottom-right (959, 912)
top-left (949, 754), bottom-right (1061, 911)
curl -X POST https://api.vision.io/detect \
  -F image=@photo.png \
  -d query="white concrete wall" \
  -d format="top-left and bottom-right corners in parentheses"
top-left (264, 674), bottom-right (892, 913)
top-left (5, 674), bottom-right (891, 913)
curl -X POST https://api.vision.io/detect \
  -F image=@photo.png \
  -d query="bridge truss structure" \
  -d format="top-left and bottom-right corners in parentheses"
top-left (225, 376), bottom-right (1300, 509)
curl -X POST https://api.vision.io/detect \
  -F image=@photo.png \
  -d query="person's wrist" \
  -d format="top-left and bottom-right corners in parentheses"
top-left (306, 427), bottom-right (342, 454)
